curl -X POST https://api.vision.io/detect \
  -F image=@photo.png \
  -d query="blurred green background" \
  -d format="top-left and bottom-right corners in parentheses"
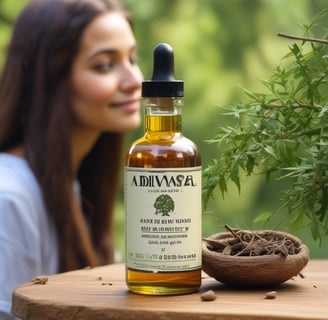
top-left (1, 0), bottom-right (327, 259)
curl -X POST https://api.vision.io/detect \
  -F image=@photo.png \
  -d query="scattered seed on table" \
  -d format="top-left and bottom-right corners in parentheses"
top-left (200, 290), bottom-right (216, 301)
top-left (31, 275), bottom-right (48, 285)
top-left (264, 291), bottom-right (277, 299)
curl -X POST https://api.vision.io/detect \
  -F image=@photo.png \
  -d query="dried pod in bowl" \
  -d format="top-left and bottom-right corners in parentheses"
top-left (202, 226), bottom-right (309, 288)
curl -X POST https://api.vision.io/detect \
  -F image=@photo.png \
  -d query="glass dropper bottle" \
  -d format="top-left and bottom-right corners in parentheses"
top-left (125, 43), bottom-right (202, 295)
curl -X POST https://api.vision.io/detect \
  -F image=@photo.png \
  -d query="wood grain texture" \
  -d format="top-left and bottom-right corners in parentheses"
top-left (12, 260), bottom-right (328, 320)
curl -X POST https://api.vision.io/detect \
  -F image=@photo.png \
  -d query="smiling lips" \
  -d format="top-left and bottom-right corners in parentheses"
top-left (110, 98), bottom-right (140, 112)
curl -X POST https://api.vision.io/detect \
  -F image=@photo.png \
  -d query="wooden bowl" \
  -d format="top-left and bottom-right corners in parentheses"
top-left (202, 230), bottom-right (309, 288)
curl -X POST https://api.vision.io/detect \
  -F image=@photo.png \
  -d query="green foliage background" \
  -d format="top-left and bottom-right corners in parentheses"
top-left (1, 0), bottom-right (327, 259)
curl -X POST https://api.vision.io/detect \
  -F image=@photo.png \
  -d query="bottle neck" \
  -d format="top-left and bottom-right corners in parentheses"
top-left (142, 97), bottom-right (183, 134)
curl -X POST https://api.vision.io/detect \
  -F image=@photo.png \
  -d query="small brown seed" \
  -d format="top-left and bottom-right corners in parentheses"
top-left (32, 275), bottom-right (48, 285)
top-left (264, 291), bottom-right (277, 299)
top-left (200, 290), bottom-right (216, 301)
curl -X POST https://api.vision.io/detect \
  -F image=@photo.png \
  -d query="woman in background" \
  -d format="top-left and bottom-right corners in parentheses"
top-left (0, 0), bottom-right (142, 317)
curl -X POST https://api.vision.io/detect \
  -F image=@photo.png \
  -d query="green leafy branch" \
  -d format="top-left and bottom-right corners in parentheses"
top-left (203, 10), bottom-right (328, 242)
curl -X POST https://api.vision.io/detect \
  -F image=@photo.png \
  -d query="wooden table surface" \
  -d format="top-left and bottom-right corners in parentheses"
top-left (12, 260), bottom-right (328, 320)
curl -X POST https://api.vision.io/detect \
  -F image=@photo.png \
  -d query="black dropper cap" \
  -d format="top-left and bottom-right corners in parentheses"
top-left (142, 43), bottom-right (184, 97)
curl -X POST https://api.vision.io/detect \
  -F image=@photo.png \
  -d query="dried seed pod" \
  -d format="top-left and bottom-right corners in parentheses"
top-left (202, 238), bottom-right (227, 252)
top-left (222, 245), bottom-right (232, 255)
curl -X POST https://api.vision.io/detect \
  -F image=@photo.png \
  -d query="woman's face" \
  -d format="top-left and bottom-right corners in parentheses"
top-left (70, 12), bottom-right (142, 135)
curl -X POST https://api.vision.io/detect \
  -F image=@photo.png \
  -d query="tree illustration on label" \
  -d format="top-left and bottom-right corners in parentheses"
top-left (154, 194), bottom-right (175, 216)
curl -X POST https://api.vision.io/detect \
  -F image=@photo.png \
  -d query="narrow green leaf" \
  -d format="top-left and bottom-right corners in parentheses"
top-left (253, 212), bottom-right (272, 224)
top-left (218, 175), bottom-right (227, 195)
top-left (290, 212), bottom-right (305, 232)
top-left (246, 155), bottom-right (255, 175)
top-left (264, 145), bottom-right (278, 159)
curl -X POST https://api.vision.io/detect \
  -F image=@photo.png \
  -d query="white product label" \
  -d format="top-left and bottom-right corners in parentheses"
top-left (125, 167), bottom-right (202, 273)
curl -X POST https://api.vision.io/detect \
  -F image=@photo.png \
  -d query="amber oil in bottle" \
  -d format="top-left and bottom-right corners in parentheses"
top-left (125, 43), bottom-right (202, 295)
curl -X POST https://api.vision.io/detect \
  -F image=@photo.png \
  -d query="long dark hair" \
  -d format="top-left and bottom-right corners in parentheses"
top-left (0, 0), bottom-right (127, 271)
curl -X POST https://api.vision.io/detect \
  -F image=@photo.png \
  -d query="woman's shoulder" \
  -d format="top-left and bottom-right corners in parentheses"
top-left (0, 153), bottom-right (47, 227)
top-left (0, 153), bottom-right (39, 197)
